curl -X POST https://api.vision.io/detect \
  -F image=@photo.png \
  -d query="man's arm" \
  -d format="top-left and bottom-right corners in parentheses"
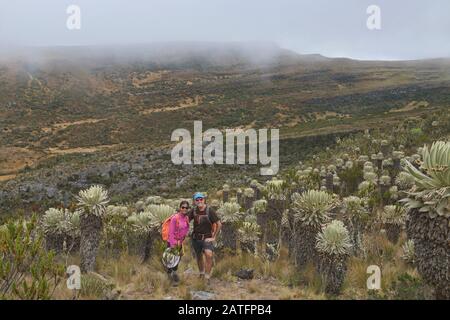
top-left (207, 208), bottom-right (221, 241)
top-left (212, 221), bottom-right (222, 239)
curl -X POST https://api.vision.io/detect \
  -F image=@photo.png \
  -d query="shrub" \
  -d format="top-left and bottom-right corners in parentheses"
top-left (77, 185), bottom-right (110, 272)
top-left (401, 240), bottom-right (415, 266)
top-left (315, 220), bottom-right (352, 295)
top-left (389, 273), bottom-right (433, 300)
top-left (0, 215), bottom-right (64, 299)
top-left (41, 208), bottom-right (80, 253)
top-left (290, 190), bottom-right (337, 267)
top-left (400, 141), bottom-right (450, 299)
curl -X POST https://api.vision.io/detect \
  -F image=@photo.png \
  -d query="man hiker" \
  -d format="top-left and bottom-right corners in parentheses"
top-left (188, 192), bottom-right (222, 282)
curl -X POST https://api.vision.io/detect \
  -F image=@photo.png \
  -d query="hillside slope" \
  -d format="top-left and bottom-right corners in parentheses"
top-left (0, 43), bottom-right (449, 214)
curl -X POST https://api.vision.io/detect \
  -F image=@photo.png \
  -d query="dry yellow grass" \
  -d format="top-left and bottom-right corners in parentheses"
top-left (50, 232), bottom-right (420, 300)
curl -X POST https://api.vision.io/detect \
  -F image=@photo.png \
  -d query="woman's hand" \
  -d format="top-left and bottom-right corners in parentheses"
top-left (204, 237), bottom-right (215, 243)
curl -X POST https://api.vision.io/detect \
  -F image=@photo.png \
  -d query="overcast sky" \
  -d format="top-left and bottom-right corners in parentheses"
top-left (0, 0), bottom-right (449, 60)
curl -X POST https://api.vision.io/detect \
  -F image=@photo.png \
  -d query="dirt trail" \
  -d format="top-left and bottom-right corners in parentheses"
top-left (46, 144), bottom-right (120, 155)
top-left (140, 96), bottom-right (203, 115)
top-left (0, 147), bottom-right (44, 175)
top-left (131, 70), bottom-right (170, 88)
top-left (0, 174), bottom-right (16, 182)
top-left (42, 118), bottom-right (107, 133)
top-left (389, 100), bottom-right (429, 113)
top-left (120, 276), bottom-right (302, 300)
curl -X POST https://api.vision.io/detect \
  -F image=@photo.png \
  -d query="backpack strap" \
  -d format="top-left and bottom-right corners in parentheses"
top-left (206, 206), bottom-right (211, 224)
top-left (193, 206), bottom-right (213, 226)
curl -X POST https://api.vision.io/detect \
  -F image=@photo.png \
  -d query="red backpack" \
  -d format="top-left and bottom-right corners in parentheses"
top-left (161, 213), bottom-right (181, 242)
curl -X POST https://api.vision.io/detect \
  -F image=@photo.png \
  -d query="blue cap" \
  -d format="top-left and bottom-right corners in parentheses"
top-left (193, 192), bottom-right (205, 200)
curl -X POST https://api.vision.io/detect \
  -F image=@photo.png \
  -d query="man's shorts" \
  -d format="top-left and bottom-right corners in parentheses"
top-left (191, 238), bottom-right (214, 257)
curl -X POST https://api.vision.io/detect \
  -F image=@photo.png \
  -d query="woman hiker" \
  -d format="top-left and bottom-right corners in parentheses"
top-left (164, 200), bottom-right (191, 284)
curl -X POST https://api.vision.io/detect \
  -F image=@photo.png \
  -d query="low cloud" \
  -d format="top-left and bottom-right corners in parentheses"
top-left (0, 0), bottom-right (449, 60)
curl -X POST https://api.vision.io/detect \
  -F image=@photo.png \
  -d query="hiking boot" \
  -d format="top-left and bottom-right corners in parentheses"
top-left (204, 274), bottom-right (211, 286)
top-left (168, 271), bottom-right (180, 286)
top-left (172, 272), bottom-right (180, 284)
